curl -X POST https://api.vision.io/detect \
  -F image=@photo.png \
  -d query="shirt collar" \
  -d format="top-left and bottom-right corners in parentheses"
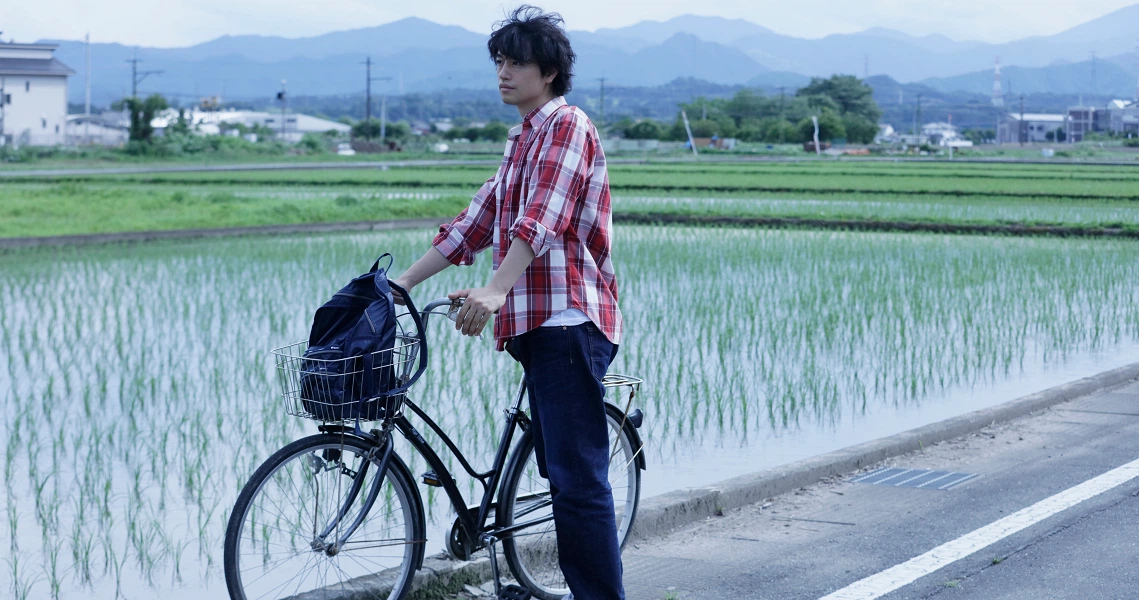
top-left (509, 96), bottom-right (567, 140)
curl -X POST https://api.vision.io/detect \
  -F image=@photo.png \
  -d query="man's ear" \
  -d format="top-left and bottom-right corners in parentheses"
top-left (543, 69), bottom-right (558, 85)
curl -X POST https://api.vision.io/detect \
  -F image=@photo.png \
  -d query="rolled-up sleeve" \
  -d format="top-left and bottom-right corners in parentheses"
top-left (432, 175), bottom-right (497, 266)
top-left (509, 112), bottom-right (591, 258)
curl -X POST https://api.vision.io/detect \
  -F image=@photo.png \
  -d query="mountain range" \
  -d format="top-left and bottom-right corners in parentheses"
top-left (38, 5), bottom-right (1139, 108)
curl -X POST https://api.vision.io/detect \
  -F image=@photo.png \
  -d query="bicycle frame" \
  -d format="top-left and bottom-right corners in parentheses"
top-left (314, 297), bottom-right (547, 558)
top-left (394, 375), bottom-right (538, 550)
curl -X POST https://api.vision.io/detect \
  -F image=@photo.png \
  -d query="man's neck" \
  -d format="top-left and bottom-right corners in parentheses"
top-left (517, 93), bottom-right (557, 119)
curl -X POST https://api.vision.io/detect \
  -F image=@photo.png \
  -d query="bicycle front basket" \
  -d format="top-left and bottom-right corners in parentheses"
top-left (272, 336), bottom-right (418, 422)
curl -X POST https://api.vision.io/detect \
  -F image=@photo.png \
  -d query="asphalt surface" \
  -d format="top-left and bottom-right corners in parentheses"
top-left (620, 380), bottom-right (1139, 600)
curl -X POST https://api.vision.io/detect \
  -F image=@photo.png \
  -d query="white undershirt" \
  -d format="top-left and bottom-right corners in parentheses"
top-left (540, 308), bottom-right (590, 327)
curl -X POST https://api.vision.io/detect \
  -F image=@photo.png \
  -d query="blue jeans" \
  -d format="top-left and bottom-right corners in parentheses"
top-left (506, 322), bottom-right (624, 600)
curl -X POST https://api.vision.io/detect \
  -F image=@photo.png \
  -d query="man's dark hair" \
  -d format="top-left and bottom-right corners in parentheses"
top-left (488, 5), bottom-right (576, 97)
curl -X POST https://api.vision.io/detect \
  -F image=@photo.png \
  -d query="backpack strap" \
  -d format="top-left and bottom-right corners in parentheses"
top-left (357, 279), bottom-right (427, 412)
top-left (369, 253), bottom-right (394, 274)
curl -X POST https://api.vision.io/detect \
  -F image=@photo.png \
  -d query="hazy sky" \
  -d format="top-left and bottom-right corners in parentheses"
top-left (7, 0), bottom-right (1139, 47)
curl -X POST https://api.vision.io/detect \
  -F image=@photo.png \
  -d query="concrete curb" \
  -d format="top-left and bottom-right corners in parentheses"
top-left (0, 218), bottom-right (447, 249)
top-left (401, 361), bottom-right (1139, 598)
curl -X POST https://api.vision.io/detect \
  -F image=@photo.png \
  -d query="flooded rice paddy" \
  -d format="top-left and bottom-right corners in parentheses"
top-left (2, 225), bottom-right (1138, 598)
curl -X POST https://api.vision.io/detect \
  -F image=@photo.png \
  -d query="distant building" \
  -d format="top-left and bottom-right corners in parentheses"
top-left (0, 42), bottom-right (74, 146)
top-left (1066, 106), bottom-right (1095, 142)
top-left (1098, 100), bottom-right (1139, 136)
top-left (65, 114), bottom-right (129, 146)
top-left (1064, 99), bottom-right (1139, 141)
top-left (998, 113), bottom-right (1065, 144)
top-left (167, 109), bottom-right (350, 142)
top-left (874, 124), bottom-right (896, 144)
top-left (921, 122), bottom-right (973, 146)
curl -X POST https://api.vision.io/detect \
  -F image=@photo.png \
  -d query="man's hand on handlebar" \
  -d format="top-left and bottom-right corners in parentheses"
top-left (448, 287), bottom-right (504, 337)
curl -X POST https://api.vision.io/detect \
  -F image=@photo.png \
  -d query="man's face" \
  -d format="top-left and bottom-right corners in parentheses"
top-left (495, 53), bottom-right (557, 113)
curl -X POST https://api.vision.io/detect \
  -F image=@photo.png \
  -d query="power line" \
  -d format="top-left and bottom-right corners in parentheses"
top-left (125, 51), bottom-right (163, 98)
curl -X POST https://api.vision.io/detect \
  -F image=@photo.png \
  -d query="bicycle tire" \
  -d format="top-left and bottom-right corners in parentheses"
top-left (496, 404), bottom-right (642, 600)
top-left (224, 433), bottom-right (425, 600)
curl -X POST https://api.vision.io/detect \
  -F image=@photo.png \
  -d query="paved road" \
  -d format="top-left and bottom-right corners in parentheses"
top-left (621, 380), bottom-right (1139, 600)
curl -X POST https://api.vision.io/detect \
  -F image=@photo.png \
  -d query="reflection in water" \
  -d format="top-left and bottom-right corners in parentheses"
top-left (1, 226), bottom-right (1137, 598)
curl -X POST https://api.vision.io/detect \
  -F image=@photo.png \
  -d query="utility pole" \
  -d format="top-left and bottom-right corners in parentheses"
top-left (778, 86), bottom-right (786, 119)
top-left (1019, 94), bottom-right (1026, 145)
top-left (363, 56), bottom-right (392, 140)
top-left (680, 110), bottom-right (698, 156)
top-left (276, 80), bottom-right (287, 140)
top-left (85, 33), bottom-right (91, 144)
top-left (596, 77), bottom-right (606, 131)
top-left (125, 51), bottom-right (163, 99)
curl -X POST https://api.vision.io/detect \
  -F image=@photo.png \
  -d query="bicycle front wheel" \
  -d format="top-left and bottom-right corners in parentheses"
top-left (224, 433), bottom-right (425, 600)
top-left (496, 404), bottom-right (643, 600)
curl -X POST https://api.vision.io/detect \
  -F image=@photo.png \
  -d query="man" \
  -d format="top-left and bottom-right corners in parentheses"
top-left (391, 5), bottom-right (624, 599)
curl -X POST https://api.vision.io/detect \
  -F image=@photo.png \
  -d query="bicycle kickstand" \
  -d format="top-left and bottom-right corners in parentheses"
top-left (482, 533), bottom-right (531, 600)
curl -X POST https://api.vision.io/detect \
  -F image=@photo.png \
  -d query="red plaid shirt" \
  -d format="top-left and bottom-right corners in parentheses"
top-left (432, 97), bottom-right (622, 351)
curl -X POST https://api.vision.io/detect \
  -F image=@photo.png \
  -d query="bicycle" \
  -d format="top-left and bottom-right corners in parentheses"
top-left (223, 292), bottom-right (646, 600)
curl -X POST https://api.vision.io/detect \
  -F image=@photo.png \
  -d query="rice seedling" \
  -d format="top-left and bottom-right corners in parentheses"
top-left (1, 197), bottom-right (1137, 598)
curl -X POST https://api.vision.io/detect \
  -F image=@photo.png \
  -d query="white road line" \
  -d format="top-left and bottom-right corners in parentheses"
top-left (820, 456), bottom-right (1139, 600)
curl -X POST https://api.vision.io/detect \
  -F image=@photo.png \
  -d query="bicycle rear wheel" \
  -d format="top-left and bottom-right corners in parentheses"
top-left (224, 433), bottom-right (424, 600)
top-left (496, 404), bottom-right (642, 600)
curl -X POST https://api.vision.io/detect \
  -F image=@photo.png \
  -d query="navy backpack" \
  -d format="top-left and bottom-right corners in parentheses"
top-left (300, 254), bottom-right (421, 421)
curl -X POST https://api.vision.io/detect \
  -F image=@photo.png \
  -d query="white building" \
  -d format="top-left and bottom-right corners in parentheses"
top-left (0, 43), bottom-right (74, 146)
top-left (920, 122), bottom-right (974, 147)
top-left (65, 114), bottom-right (129, 146)
top-left (185, 109), bottom-right (350, 142)
top-left (997, 113), bottom-right (1066, 144)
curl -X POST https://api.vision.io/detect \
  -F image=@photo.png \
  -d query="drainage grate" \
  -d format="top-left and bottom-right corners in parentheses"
top-left (851, 468), bottom-right (978, 490)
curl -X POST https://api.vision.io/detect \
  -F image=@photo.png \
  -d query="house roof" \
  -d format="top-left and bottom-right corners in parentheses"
top-left (1007, 113), bottom-right (1065, 122)
top-left (0, 57), bottom-right (75, 77)
top-left (0, 43), bottom-right (60, 50)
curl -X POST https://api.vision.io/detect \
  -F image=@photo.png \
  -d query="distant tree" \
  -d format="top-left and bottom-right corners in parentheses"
top-left (352, 119), bottom-right (383, 139)
top-left (797, 75), bottom-right (882, 123)
top-left (480, 121), bottom-right (509, 142)
top-left (168, 108), bottom-right (191, 136)
top-left (625, 120), bottom-right (663, 140)
top-left (689, 119), bottom-right (721, 138)
top-left (112, 94), bottom-right (169, 142)
top-left (842, 114), bottom-right (879, 144)
top-left (609, 116), bottom-right (636, 137)
top-left (723, 89), bottom-right (771, 124)
top-left (757, 117), bottom-right (798, 143)
top-left (298, 133), bottom-right (327, 153)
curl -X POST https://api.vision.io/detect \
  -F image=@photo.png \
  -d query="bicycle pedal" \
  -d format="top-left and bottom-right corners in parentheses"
top-left (421, 470), bottom-right (443, 487)
top-left (497, 584), bottom-right (532, 600)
